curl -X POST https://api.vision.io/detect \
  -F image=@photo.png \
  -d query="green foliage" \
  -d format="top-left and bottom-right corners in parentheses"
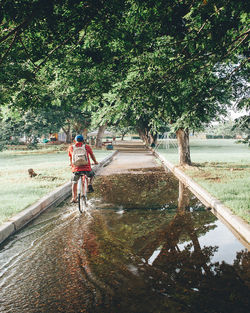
top-left (85, 0), bottom-right (249, 140)
top-left (205, 120), bottom-right (245, 138)
top-left (0, 106), bottom-right (60, 146)
top-left (0, 1), bottom-right (249, 152)
top-left (233, 115), bottom-right (250, 145)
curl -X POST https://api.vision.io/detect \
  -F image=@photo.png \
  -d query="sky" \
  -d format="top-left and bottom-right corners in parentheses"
top-left (228, 109), bottom-right (248, 120)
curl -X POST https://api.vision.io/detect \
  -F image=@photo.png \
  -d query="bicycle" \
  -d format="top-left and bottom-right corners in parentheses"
top-left (77, 173), bottom-right (89, 214)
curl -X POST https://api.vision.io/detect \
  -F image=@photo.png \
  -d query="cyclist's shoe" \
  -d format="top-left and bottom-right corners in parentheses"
top-left (70, 198), bottom-right (77, 203)
top-left (88, 185), bottom-right (94, 193)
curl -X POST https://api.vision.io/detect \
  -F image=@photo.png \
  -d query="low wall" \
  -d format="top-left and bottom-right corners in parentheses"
top-left (0, 150), bottom-right (118, 245)
top-left (153, 150), bottom-right (250, 249)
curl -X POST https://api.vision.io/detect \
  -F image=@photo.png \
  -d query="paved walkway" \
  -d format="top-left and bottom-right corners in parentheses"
top-left (98, 141), bottom-right (160, 175)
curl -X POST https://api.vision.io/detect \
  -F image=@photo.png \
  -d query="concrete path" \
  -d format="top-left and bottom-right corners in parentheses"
top-left (98, 141), bottom-right (160, 175)
top-left (1, 140), bottom-right (248, 249)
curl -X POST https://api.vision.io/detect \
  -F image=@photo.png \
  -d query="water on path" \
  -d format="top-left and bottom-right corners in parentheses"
top-left (0, 168), bottom-right (249, 313)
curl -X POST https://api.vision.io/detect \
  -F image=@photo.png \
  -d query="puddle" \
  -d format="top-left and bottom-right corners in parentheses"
top-left (0, 169), bottom-right (249, 313)
top-left (90, 167), bottom-right (198, 210)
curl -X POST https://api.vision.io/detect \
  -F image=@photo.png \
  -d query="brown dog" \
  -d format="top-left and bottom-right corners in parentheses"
top-left (28, 168), bottom-right (37, 178)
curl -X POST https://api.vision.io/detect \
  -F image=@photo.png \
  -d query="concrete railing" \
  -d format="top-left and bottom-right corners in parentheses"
top-left (152, 149), bottom-right (250, 249)
top-left (93, 150), bottom-right (118, 173)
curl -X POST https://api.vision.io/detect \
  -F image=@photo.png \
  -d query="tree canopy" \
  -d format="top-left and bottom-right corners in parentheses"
top-left (0, 0), bottom-right (249, 163)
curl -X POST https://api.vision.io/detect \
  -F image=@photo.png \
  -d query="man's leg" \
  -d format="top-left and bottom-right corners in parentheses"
top-left (71, 172), bottom-right (79, 202)
top-left (72, 182), bottom-right (77, 201)
top-left (87, 171), bottom-right (95, 193)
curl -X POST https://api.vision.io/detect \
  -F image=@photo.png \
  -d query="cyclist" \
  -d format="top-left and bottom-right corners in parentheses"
top-left (68, 134), bottom-right (98, 203)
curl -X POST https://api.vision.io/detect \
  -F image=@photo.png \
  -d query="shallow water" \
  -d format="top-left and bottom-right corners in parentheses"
top-left (0, 168), bottom-right (249, 313)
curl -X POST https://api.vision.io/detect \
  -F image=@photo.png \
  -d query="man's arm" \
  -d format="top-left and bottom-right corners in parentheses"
top-left (87, 146), bottom-right (98, 164)
top-left (68, 146), bottom-right (73, 166)
top-left (89, 151), bottom-right (98, 164)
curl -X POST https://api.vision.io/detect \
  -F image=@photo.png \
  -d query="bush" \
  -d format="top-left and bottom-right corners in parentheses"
top-left (206, 134), bottom-right (213, 139)
top-left (206, 134), bottom-right (235, 139)
top-left (26, 138), bottom-right (39, 150)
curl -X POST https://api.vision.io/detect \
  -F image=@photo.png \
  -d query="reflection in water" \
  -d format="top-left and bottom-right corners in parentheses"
top-left (93, 167), bottom-right (181, 209)
top-left (0, 169), bottom-right (249, 313)
top-left (178, 181), bottom-right (190, 211)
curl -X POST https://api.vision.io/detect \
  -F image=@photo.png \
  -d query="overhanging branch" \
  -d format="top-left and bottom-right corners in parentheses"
top-left (0, 31), bottom-right (19, 66)
top-left (19, 35), bottom-right (39, 70)
top-left (0, 17), bottom-right (33, 44)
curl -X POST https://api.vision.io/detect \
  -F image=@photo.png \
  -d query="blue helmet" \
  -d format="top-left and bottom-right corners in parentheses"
top-left (75, 134), bottom-right (84, 142)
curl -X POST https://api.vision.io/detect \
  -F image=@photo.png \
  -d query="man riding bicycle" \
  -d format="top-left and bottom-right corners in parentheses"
top-left (68, 134), bottom-right (98, 203)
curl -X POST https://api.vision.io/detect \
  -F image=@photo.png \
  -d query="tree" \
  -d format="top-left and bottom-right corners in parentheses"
top-left (0, 103), bottom-right (92, 149)
top-left (233, 116), bottom-right (250, 145)
top-left (0, 106), bottom-right (61, 148)
top-left (93, 0), bottom-right (249, 164)
top-left (232, 92), bottom-right (250, 144)
top-left (1, 1), bottom-right (249, 165)
top-left (109, 124), bottom-right (135, 141)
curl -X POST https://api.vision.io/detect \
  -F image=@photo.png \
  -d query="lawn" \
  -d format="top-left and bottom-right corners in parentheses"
top-left (157, 139), bottom-right (250, 223)
top-left (0, 147), bottom-right (112, 224)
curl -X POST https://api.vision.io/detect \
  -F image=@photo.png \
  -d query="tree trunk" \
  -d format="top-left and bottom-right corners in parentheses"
top-left (149, 132), bottom-right (157, 147)
top-left (145, 129), bottom-right (150, 145)
top-left (137, 128), bottom-right (145, 142)
top-left (178, 181), bottom-right (190, 212)
top-left (62, 125), bottom-right (71, 143)
top-left (148, 133), bottom-right (153, 145)
top-left (138, 128), bottom-right (149, 145)
top-left (176, 128), bottom-right (191, 166)
top-left (96, 124), bottom-right (106, 148)
top-left (65, 131), bottom-right (72, 143)
top-left (83, 128), bottom-right (88, 140)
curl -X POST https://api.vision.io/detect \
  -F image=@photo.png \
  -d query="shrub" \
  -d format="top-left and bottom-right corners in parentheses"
top-left (206, 134), bottom-right (213, 139)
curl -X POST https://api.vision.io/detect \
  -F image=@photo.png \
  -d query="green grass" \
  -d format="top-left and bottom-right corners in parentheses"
top-left (157, 139), bottom-right (250, 164)
top-left (157, 139), bottom-right (250, 223)
top-left (0, 147), bottom-right (112, 224)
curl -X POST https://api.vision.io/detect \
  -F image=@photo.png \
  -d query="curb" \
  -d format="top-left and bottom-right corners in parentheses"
top-left (153, 149), bottom-right (250, 248)
top-left (94, 150), bottom-right (118, 172)
top-left (0, 150), bottom-right (118, 245)
top-left (0, 182), bottom-right (71, 245)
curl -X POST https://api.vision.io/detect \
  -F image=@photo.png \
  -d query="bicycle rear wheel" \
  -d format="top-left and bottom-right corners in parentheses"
top-left (78, 176), bottom-right (88, 214)
top-left (78, 195), bottom-right (87, 213)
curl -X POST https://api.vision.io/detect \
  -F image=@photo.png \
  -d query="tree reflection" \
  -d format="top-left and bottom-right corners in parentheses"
top-left (92, 169), bottom-right (179, 209)
top-left (77, 181), bottom-right (249, 312)
top-left (178, 181), bottom-right (190, 212)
